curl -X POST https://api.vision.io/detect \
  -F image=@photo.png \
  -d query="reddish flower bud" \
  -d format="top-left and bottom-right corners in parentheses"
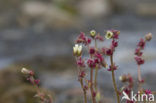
top-left (112, 30), bottom-right (120, 39)
top-left (87, 59), bottom-right (96, 68)
top-left (135, 56), bottom-right (144, 65)
top-left (34, 79), bottom-right (40, 85)
top-left (138, 38), bottom-right (145, 49)
top-left (139, 79), bottom-right (144, 83)
top-left (128, 75), bottom-right (133, 83)
top-left (94, 58), bottom-right (100, 64)
top-left (77, 57), bottom-right (85, 67)
top-left (76, 32), bottom-right (92, 45)
top-left (76, 32), bottom-right (86, 43)
top-left (79, 71), bottom-right (86, 78)
top-left (87, 37), bottom-right (91, 44)
top-left (95, 34), bottom-right (104, 41)
top-left (94, 52), bottom-right (103, 63)
top-left (101, 47), bottom-right (113, 55)
top-left (124, 88), bottom-right (131, 95)
top-left (107, 65), bottom-right (118, 71)
top-left (144, 89), bottom-right (152, 95)
top-left (106, 48), bottom-right (113, 56)
top-left (93, 91), bottom-right (96, 97)
top-left (29, 70), bottom-right (34, 76)
top-left (84, 85), bottom-right (88, 90)
top-left (112, 40), bottom-right (118, 47)
top-left (89, 47), bottom-right (95, 55)
top-left (135, 48), bottom-right (143, 56)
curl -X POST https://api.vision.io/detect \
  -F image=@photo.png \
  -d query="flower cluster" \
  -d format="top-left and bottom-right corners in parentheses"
top-left (119, 33), bottom-right (153, 103)
top-left (18, 30), bottom-right (154, 103)
top-left (21, 68), bottom-right (53, 103)
top-left (73, 29), bottom-right (120, 103)
top-left (134, 33), bottom-right (152, 84)
top-left (144, 89), bottom-right (152, 95)
top-left (75, 32), bottom-right (91, 45)
top-left (74, 30), bottom-right (109, 70)
top-left (134, 33), bottom-right (152, 65)
top-left (102, 30), bottom-right (120, 71)
top-left (102, 30), bottom-right (120, 56)
top-left (74, 30), bottom-right (154, 103)
top-left (119, 74), bottom-right (134, 103)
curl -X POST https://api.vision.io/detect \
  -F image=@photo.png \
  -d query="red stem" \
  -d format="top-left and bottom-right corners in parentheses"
top-left (90, 69), bottom-right (96, 103)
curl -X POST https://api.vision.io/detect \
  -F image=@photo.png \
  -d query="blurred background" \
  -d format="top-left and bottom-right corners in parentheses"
top-left (0, 0), bottom-right (156, 103)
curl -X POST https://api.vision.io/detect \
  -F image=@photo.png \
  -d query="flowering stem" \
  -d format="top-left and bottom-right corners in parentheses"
top-left (48, 95), bottom-right (53, 103)
top-left (90, 68), bottom-right (96, 103)
top-left (110, 55), bottom-right (120, 103)
top-left (30, 76), bottom-right (40, 93)
top-left (95, 39), bottom-right (98, 51)
top-left (137, 65), bottom-right (143, 91)
top-left (94, 39), bottom-right (98, 91)
top-left (137, 65), bottom-right (142, 82)
top-left (80, 78), bottom-right (87, 103)
top-left (30, 76), bottom-right (52, 103)
top-left (94, 66), bottom-right (98, 91)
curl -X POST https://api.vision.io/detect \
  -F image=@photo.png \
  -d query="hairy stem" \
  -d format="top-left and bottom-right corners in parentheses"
top-left (90, 69), bottom-right (96, 103)
top-left (80, 78), bottom-right (87, 103)
top-left (110, 55), bottom-right (120, 103)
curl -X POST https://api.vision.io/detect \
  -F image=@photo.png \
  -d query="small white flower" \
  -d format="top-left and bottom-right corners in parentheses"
top-left (73, 44), bottom-right (82, 56)
top-left (21, 68), bottom-right (30, 74)
top-left (73, 44), bottom-right (78, 54)
top-left (119, 76), bottom-right (123, 81)
top-left (77, 45), bottom-right (82, 54)
top-left (90, 30), bottom-right (96, 37)
top-left (105, 31), bottom-right (113, 39)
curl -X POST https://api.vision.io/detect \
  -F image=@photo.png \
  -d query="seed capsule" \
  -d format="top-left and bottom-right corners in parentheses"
top-left (145, 33), bottom-right (152, 41)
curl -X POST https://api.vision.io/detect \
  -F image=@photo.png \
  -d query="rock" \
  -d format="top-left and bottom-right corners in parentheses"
top-left (0, 67), bottom-right (53, 103)
top-left (1, 29), bottom-right (26, 40)
top-left (143, 72), bottom-right (156, 89)
top-left (0, 67), bottom-right (35, 103)
top-left (78, 0), bottom-right (112, 18)
top-left (0, 0), bottom-right (21, 11)
top-left (1, 85), bottom-right (37, 103)
top-left (136, 3), bottom-right (156, 16)
top-left (39, 70), bottom-right (77, 90)
top-left (16, 55), bottom-right (75, 71)
top-left (110, 0), bottom-right (137, 12)
top-left (21, 1), bottom-right (81, 28)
